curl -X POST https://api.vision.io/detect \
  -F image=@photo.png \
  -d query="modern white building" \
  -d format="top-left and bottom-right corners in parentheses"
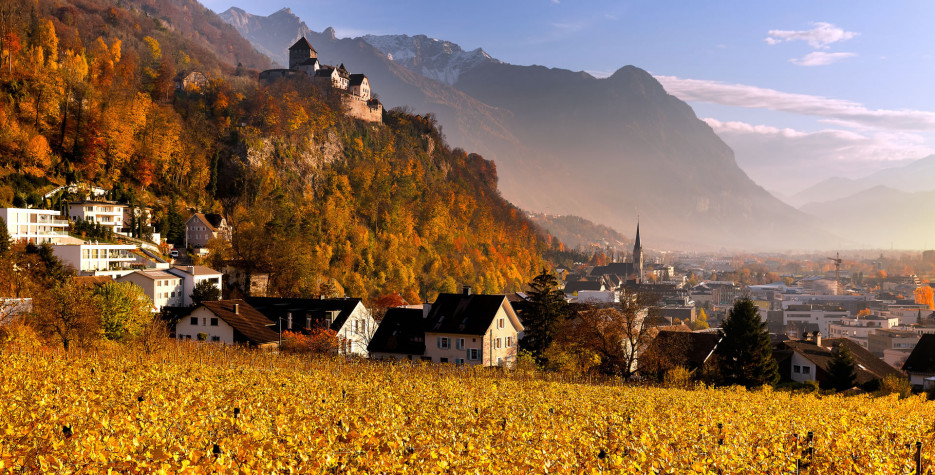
top-left (0, 208), bottom-right (70, 245)
top-left (783, 304), bottom-right (850, 337)
top-left (827, 315), bottom-right (900, 349)
top-left (167, 265), bottom-right (223, 307)
top-left (116, 270), bottom-right (183, 311)
top-left (68, 201), bottom-right (127, 233)
top-left (52, 243), bottom-right (138, 277)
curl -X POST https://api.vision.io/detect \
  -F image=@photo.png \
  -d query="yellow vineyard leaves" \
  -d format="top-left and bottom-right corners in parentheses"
top-left (0, 343), bottom-right (933, 473)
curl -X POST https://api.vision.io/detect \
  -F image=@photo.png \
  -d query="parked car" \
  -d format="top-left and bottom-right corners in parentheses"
top-left (169, 249), bottom-right (179, 258)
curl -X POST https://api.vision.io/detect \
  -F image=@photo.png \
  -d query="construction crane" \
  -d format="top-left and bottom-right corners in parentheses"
top-left (827, 252), bottom-right (842, 295)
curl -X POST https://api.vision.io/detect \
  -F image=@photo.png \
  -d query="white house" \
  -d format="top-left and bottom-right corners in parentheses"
top-left (245, 297), bottom-right (376, 357)
top-left (68, 201), bottom-right (127, 234)
top-left (174, 299), bottom-right (278, 348)
top-left (828, 314), bottom-right (900, 349)
top-left (116, 270), bottom-right (183, 311)
top-left (0, 208), bottom-right (70, 245)
top-left (52, 243), bottom-right (138, 277)
top-left (783, 304), bottom-right (850, 338)
top-left (167, 265), bottom-right (223, 307)
top-left (420, 290), bottom-right (523, 367)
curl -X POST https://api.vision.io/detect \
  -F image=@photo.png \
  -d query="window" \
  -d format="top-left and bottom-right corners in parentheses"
top-left (468, 349), bottom-right (480, 360)
top-left (440, 358), bottom-right (448, 363)
top-left (190, 317), bottom-right (198, 326)
top-left (455, 358), bottom-right (465, 365)
top-left (212, 336), bottom-right (220, 342)
top-left (438, 337), bottom-right (450, 349)
top-left (498, 318), bottom-right (505, 329)
top-left (456, 338), bottom-right (465, 350)
top-left (793, 365), bottom-right (801, 373)
top-left (802, 366), bottom-right (811, 375)
top-left (210, 318), bottom-right (218, 327)
top-left (506, 336), bottom-right (513, 347)
top-left (495, 338), bottom-right (502, 349)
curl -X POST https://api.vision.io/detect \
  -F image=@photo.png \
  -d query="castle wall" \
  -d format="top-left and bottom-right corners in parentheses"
top-left (343, 96), bottom-right (383, 123)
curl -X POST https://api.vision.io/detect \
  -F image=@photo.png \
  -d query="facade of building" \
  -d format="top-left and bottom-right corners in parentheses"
top-left (68, 201), bottom-right (127, 233)
top-left (52, 244), bottom-right (138, 276)
top-left (174, 300), bottom-right (278, 348)
top-left (0, 208), bottom-right (70, 245)
top-left (184, 213), bottom-right (230, 248)
top-left (167, 265), bottom-right (223, 307)
top-left (116, 270), bottom-right (183, 311)
top-left (828, 315), bottom-right (899, 349)
top-left (245, 297), bottom-right (376, 357)
top-left (783, 304), bottom-right (849, 338)
top-left (422, 291), bottom-right (524, 367)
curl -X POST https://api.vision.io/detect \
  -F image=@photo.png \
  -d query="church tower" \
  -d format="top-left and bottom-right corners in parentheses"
top-left (633, 220), bottom-right (643, 284)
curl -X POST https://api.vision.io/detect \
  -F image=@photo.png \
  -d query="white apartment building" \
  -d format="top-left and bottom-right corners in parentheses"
top-left (827, 315), bottom-right (899, 349)
top-left (0, 208), bottom-right (70, 245)
top-left (52, 243), bottom-right (138, 277)
top-left (783, 304), bottom-right (850, 338)
top-left (167, 265), bottom-right (223, 307)
top-left (68, 201), bottom-right (127, 234)
top-left (116, 270), bottom-right (183, 311)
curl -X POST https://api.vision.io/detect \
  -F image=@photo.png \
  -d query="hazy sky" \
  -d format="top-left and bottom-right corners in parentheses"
top-left (204, 0), bottom-right (935, 194)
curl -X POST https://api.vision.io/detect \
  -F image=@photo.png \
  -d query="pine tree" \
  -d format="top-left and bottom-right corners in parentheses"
top-left (826, 343), bottom-right (857, 391)
top-left (520, 268), bottom-right (569, 363)
top-left (715, 298), bottom-right (779, 387)
top-left (0, 217), bottom-right (10, 256)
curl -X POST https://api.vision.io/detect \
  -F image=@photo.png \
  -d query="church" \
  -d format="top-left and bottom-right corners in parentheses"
top-left (589, 222), bottom-right (644, 284)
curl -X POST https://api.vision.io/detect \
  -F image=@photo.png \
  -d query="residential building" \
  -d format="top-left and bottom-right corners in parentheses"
top-left (828, 315), bottom-right (899, 349)
top-left (422, 289), bottom-right (524, 367)
top-left (0, 208), bottom-right (70, 245)
top-left (902, 334), bottom-right (935, 390)
top-left (174, 300), bottom-right (278, 348)
top-left (783, 304), bottom-right (849, 337)
top-left (167, 266), bottom-right (223, 307)
top-left (776, 335), bottom-right (903, 387)
top-left (245, 297), bottom-right (376, 356)
top-left (68, 201), bottom-right (127, 233)
top-left (638, 330), bottom-right (720, 378)
top-left (52, 243), bottom-right (138, 277)
top-left (116, 270), bottom-right (183, 311)
top-left (184, 213), bottom-right (230, 248)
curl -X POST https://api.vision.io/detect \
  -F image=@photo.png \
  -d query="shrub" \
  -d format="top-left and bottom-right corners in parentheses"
top-left (877, 374), bottom-right (911, 399)
top-left (663, 366), bottom-right (693, 389)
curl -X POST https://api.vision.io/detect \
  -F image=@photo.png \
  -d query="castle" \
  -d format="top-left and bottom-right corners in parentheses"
top-left (259, 37), bottom-right (383, 123)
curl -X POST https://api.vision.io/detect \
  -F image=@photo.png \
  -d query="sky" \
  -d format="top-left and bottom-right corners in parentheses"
top-left (204, 0), bottom-right (935, 195)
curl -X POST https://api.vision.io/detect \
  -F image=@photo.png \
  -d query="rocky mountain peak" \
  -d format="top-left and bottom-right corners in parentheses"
top-left (360, 34), bottom-right (500, 85)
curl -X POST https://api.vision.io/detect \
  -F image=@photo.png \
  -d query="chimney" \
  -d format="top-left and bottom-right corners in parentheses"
top-left (287, 312), bottom-right (293, 330)
top-left (188, 265), bottom-right (195, 274)
top-left (814, 330), bottom-right (821, 347)
top-left (233, 303), bottom-right (239, 315)
top-left (463, 285), bottom-right (472, 296)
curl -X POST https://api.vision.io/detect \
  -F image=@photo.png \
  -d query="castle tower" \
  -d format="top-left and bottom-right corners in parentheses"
top-left (633, 220), bottom-right (643, 284)
top-left (289, 37), bottom-right (318, 69)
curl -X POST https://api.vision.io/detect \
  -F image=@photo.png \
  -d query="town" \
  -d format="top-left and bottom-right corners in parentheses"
top-left (2, 199), bottom-right (933, 395)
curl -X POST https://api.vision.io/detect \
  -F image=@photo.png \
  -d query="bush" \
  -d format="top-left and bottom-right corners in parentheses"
top-left (663, 366), bottom-right (692, 389)
top-left (0, 321), bottom-right (44, 350)
top-left (877, 374), bottom-right (911, 399)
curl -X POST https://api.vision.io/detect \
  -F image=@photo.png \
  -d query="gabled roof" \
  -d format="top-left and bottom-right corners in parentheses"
top-left (367, 308), bottom-right (425, 355)
top-left (563, 280), bottom-right (603, 294)
top-left (199, 300), bottom-right (278, 345)
top-left (74, 275), bottom-right (114, 288)
top-left (902, 333), bottom-right (935, 373)
top-left (640, 330), bottom-right (720, 374)
top-left (186, 213), bottom-right (218, 232)
top-left (423, 294), bottom-right (519, 335)
top-left (783, 338), bottom-right (902, 385)
top-left (590, 263), bottom-right (635, 277)
top-left (245, 297), bottom-right (363, 332)
top-left (289, 37), bottom-right (316, 53)
top-left (349, 73), bottom-right (367, 86)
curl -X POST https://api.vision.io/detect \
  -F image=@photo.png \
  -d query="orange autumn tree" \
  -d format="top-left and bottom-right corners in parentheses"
top-left (914, 286), bottom-right (935, 310)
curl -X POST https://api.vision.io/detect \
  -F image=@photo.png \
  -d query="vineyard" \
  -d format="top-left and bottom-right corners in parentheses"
top-left (0, 343), bottom-right (933, 473)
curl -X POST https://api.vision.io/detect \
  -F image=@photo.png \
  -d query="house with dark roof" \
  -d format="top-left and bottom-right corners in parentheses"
top-left (638, 329), bottom-right (720, 378)
top-left (562, 279), bottom-right (604, 297)
top-left (245, 297), bottom-right (375, 356)
top-left (422, 290), bottom-right (523, 366)
top-left (367, 308), bottom-right (427, 360)
top-left (775, 334), bottom-right (903, 388)
top-left (174, 299), bottom-right (278, 348)
top-left (902, 333), bottom-right (935, 390)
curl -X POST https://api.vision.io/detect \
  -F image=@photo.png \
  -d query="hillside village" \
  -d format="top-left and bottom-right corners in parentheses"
top-left (3, 198), bottom-right (935, 393)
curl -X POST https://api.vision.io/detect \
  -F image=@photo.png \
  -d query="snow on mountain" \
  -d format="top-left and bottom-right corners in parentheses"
top-left (361, 34), bottom-right (500, 85)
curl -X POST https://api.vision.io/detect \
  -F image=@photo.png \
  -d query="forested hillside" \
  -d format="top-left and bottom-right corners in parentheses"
top-left (0, 0), bottom-right (549, 302)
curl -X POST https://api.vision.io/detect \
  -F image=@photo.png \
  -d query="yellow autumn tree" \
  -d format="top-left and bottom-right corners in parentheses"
top-left (914, 286), bottom-right (934, 310)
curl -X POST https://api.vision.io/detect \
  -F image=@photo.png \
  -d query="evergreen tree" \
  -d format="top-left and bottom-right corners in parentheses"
top-left (520, 268), bottom-right (569, 363)
top-left (191, 280), bottom-right (221, 306)
top-left (715, 298), bottom-right (779, 387)
top-left (826, 343), bottom-right (857, 391)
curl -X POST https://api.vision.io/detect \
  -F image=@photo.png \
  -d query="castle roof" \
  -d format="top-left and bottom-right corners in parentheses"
top-left (289, 37), bottom-right (316, 53)
top-left (349, 74), bottom-right (367, 86)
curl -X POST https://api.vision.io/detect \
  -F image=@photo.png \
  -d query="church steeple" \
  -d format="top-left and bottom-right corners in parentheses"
top-left (633, 219), bottom-right (643, 284)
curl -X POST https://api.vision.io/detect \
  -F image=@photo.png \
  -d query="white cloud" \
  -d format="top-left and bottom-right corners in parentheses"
top-left (790, 51), bottom-right (857, 66)
top-left (703, 118), bottom-right (933, 191)
top-left (765, 22), bottom-right (858, 49)
top-left (654, 75), bottom-right (935, 132)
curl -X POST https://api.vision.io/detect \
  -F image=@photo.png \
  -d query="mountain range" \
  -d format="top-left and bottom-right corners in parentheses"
top-left (219, 7), bottom-right (842, 251)
top-left (788, 155), bottom-right (935, 208)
